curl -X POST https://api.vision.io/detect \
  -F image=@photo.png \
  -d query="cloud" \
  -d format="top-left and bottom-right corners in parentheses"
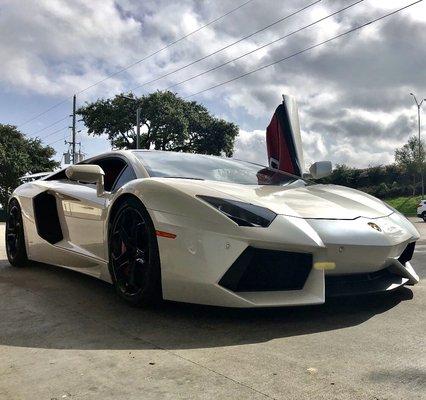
top-left (233, 129), bottom-right (268, 165)
top-left (0, 0), bottom-right (425, 166)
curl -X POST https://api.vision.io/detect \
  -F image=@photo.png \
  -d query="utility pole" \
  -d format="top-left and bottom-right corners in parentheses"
top-left (410, 93), bottom-right (425, 199)
top-left (70, 94), bottom-right (77, 164)
top-left (65, 94), bottom-right (80, 165)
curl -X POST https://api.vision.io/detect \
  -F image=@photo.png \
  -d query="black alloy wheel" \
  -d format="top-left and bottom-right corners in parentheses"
top-left (109, 198), bottom-right (161, 305)
top-left (5, 199), bottom-right (28, 267)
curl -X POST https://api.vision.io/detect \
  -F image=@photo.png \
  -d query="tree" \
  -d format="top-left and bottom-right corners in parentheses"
top-left (323, 164), bottom-right (355, 186)
top-left (0, 125), bottom-right (59, 209)
top-left (364, 165), bottom-right (386, 186)
top-left (395, 136), bottom-right (425, 195)
top-left (77, 91), bottom-right (239, 156)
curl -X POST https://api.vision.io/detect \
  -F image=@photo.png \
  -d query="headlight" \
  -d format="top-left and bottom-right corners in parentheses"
top-left (197, 195), bottom-right (276, 227)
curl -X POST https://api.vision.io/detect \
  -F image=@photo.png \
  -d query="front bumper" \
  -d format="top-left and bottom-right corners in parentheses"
top-left (219, 242), bottom-right (418, 298)
top-left (325, 262), bottom-right (419, 297)
top-left (151, 209), bottom-right (420, 307)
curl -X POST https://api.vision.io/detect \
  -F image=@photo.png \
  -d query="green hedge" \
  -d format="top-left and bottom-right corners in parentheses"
top-left (386, 196), bottom-right (421, 216)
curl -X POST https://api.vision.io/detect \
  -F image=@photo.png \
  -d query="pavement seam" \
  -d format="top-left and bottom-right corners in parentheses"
top-left (12, 282), bottom-right (277, 400)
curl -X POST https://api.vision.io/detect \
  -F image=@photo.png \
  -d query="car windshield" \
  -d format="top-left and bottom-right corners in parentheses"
top-left (134, 151), bottom-right (303, 186)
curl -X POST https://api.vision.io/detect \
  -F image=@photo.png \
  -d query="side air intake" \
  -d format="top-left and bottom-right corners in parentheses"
top-left (219, 247), bottom-right (312, 292)
top-left (33, 191), bottom-right (63, 244)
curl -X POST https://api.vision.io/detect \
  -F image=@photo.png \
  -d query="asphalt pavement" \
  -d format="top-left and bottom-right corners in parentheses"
top-left (0, 219), bottom-right (425, 400)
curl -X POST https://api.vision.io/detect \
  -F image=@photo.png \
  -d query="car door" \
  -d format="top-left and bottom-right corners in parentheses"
top-left (266, 94), bottom-right (304, 176)
top-left (56, 156), bottom-right (130, 262)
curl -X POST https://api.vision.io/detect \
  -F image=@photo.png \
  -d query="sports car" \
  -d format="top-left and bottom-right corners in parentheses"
top-left (5, 150), bottom-right (420, 307)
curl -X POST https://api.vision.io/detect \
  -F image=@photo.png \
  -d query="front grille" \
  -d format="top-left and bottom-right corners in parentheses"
top-left (325, 268), bottom-right (405, 297)
top-left (326, 268), bottom-right (391, 285)
top-left (219, 247), bottom-right (312, 292)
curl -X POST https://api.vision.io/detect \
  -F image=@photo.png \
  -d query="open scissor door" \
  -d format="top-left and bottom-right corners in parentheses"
top-left (266, 95), bottom-right (304, 176)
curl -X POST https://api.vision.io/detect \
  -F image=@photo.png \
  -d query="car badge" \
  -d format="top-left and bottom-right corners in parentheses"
top-left (368, 222), bottom-right (382, 232)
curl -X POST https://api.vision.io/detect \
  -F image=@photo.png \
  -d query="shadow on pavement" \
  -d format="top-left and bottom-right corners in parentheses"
top-left (0, 259), bottom-right (415, 351)
top-left (368, 368), bottom-right (426, 390)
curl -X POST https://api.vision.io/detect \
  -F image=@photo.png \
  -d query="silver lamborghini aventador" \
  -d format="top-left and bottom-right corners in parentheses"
top-left (5, 150), bottom-right (420, 307)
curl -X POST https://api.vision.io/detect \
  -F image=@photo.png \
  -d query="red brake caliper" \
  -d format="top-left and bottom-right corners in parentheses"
top-left (121, 241), bottom-right (129, 276)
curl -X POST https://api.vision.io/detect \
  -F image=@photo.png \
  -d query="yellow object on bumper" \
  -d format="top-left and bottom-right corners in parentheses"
top-left (314, 262), bottom-right (336, 270)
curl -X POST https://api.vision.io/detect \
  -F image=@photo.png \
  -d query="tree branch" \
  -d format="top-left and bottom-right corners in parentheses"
top-left (120, 131), bottom-right (131, 145)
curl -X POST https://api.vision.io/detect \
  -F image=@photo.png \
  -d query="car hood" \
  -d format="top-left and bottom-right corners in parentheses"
top-left (182, 180), bottom-right (393, 220)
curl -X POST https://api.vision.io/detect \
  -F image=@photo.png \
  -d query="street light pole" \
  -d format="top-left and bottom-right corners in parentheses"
top-left (410, 93), bottom-right (425, 199)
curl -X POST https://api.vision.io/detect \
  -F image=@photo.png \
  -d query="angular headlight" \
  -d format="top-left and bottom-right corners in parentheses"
top-left (197, 195), bottom-right (276, 227)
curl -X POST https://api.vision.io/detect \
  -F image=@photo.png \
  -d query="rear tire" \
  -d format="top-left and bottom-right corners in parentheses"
top-left (5, 199), bottom-right (28, 267)
top-left (422, 212), bottom-right (426, 222)
top-left (108, 197), bottom-right (162, 306)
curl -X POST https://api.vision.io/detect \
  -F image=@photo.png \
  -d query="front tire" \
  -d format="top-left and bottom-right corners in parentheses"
top-left (422, 212), bottom-right (426, 222)
top-left (5, 199), bottom-right (28, 267)
top-left (108, 198), bottom-right (162, 306)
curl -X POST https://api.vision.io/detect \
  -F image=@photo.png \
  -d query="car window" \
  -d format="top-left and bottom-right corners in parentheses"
top-left (45, 156), bottom-right (132, 191)
top-left (111, 165), bottom-right (137, 192)
top-left (89, 157), bottom-right (127, 191)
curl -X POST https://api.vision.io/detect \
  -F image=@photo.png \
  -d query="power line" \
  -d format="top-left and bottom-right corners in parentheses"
top-left (18, 99), bottom-right (70, 129)
top-left (31, 115), bottom-right (69, 135)
top-left (39, 125), bottom-right (69, 141)
top-left (185, 0), bottom-right (423, 99)
top-left (129, 0), bottom-right (321, 92)
top-left (17, 0), bottom-right (255, 128)
top-left (48, 136), bottom-right (66, 146)
top-left (76, 0), bottom-right (256, 96)
top-left (166, 0), bottom-right (364, 92)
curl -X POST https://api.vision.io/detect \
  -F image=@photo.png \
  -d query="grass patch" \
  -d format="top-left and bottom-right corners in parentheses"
top-left (386, 196), bottom-right (421, 216)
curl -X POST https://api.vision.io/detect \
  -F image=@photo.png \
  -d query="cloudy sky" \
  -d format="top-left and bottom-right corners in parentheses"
top-left (1, 0), bottom-right (425, 169)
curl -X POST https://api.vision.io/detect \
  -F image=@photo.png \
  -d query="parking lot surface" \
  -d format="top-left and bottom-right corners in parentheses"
top-left (0, 219), bottom-right (425, 400)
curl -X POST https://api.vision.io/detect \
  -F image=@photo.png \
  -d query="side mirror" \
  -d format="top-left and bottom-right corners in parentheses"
top-left (65, 164), bottom-right (105, 196)
top-left (309, 161), bottom-right (332, 179)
